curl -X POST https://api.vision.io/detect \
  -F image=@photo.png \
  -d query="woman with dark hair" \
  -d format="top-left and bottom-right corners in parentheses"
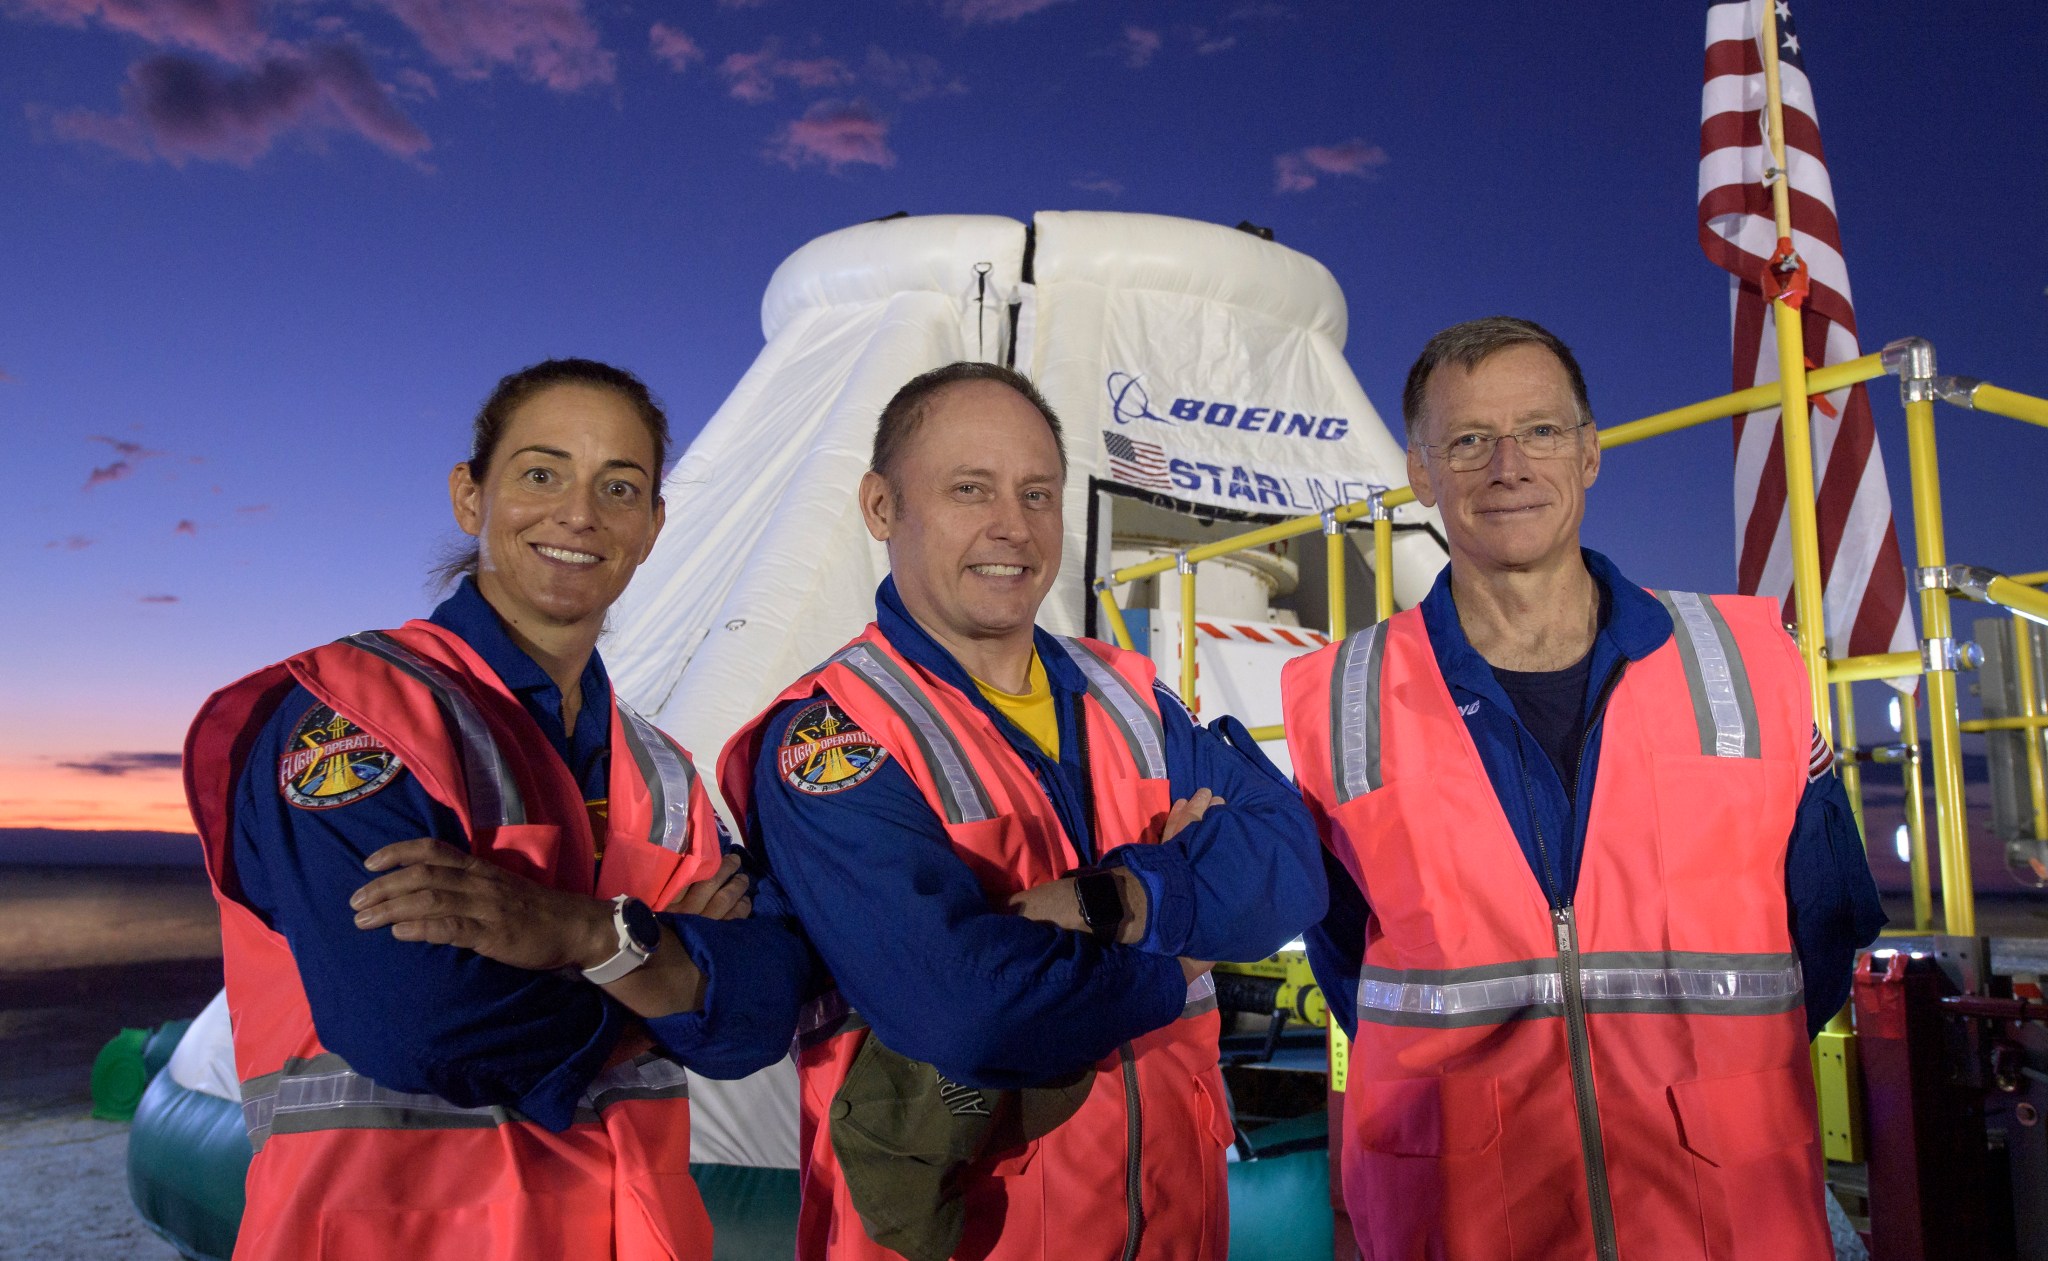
top-left (185, 358), bottom-right (806, 1260)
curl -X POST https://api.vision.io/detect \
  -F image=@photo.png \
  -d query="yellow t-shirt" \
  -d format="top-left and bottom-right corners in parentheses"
top-left (974, 652), bottom-right (1059, 758)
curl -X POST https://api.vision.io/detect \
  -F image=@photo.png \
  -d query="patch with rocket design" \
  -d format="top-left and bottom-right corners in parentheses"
top-left (279, 703), bottom-right (405, 810)
top-left (779, 701), bottom-right (888, 796)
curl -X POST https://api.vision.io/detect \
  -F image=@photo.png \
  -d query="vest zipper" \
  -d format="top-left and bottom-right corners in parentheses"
top-left (1079, 696), bottom-right (1144, 1259)
top-left (1552, 904), bottom-right (1618, 1261)
top-left (1517, 658), bottom-right (1627, 1261)
top-left (1118, 1043), bottom-right (1145, 1261)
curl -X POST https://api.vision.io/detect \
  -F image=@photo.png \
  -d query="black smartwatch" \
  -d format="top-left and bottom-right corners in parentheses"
top-left (1074, 870), bottom-right (1125, 945)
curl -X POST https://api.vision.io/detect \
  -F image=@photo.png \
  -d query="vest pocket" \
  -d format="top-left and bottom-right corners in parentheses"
top-left (1348, 1076), bottom-right (1510, 1260)
top-left (1354, 1075), bottom-right (1500, 1156)
top-left (1667, 1064), bottom-right (1829, 1261)
top-left (1669, 1064), bottom-right (1816, 1167)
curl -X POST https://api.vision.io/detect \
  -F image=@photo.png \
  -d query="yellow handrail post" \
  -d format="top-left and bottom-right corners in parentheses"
top-left (1900, 695), bottom-right (1934, 931)
top-left (1896, 341), bottom-right (1976, 936)
top-left (1369, 491), bottom-right (1395, 624)
top-left (1177, 551), bottom-right (1198, 713)
top-left (1095, 581), bottom-right (1137, 653)
top-left (1836, 682), bottom-right (1865, 842)
top-left (1760, 0), bottom-right (1833, 742)
top-left (2014, 615), bottom-right (2048, 842)
top-left (1323, 510), bottom-right (1348, 642)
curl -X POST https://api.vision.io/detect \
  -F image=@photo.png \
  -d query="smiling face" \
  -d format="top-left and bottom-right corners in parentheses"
top-left (449, 382), bottom-right (666, 644)
top-left (1407, 342), bottom-right (1600, 579)
top-left (859, 378), bottom-right (1065, 665)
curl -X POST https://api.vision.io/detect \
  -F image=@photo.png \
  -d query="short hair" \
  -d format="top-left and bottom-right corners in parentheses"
top-left (434, 357), bottom-right (669, 588)
top-left (1400, 316), bottom-right (1592, 445)
top-left (870, 362), bottom-right (1066, 483)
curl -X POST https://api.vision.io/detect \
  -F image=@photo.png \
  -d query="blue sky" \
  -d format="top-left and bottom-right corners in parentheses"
top-left (4, 0), bottom-right (2043, 831)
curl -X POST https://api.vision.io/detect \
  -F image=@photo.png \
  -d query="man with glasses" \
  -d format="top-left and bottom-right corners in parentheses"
top-left (1280, 317), bottom-right (1883, 1260)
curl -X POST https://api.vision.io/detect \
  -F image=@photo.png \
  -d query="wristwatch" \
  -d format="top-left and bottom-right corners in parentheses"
top-left (1074, 870), bottom-right (1125, 945)
top-left (582, 895), bottom-right (661, 985)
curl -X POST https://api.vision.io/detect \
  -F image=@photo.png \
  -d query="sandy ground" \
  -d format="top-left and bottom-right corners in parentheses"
top-left (0, 865), bottom-right (224, 1259)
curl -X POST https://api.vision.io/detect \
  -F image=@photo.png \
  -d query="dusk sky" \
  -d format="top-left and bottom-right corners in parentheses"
top-left (5, 0), bottom-right (2043, 836)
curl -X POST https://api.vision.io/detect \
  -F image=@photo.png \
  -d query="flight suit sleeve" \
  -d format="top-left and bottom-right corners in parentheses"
top-left (232, 687), bottom-right (627, 1131)
top-left (746, 696), bottom-right (1188, 1090)
top-left (644, 827), bottom-right (811, 1079)
top-left (1099, 688), bottom-right (1328, 961)
top-left (1784, 727), bottom-right (1888, 1037)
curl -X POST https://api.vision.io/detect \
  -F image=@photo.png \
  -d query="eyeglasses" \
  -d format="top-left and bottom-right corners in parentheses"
top-left (1421, 420), bottom-right (1592, 472)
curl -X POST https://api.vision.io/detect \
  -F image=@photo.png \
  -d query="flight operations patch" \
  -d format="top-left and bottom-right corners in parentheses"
top-left (779, 701), bottom-right (889, 796)
top-left (279, 703), bottom-right (405, 810)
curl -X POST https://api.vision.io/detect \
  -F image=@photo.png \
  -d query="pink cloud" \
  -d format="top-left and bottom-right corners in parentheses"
top-left (940, 0), bottom-right (1073, 23)
top-left (91, 434), bottom-right (161, 459)
top-left (54, 45), bottom-right (430, 166)
top-left (720, 39), bottom-right (852, 104)
top-left (173, 518), bottom-right (197, 535)
top-left (862, 46), bottom-right (963, 101)
top-left (44, 535), bottom-right (95, 550)
top-left (139, 594), bottom-right (180, 604)
top-left (648, 22), bottom-right (702, 73)
top-left (0, 367), bottom-right (13, 382)
top-left (767, 98), bottom-right (893, 172)
top-left (8, 0), bottom-right (272, 64)
top-left (83, 460), bottom-right (133, 489)
top-left (370, 0), bottom-right (614, 91)
top-left (235, 502), bottom-right (272, 514)
top-left (1120, 25), bottom-right (1160, 68)
top-left (1274, 138), bottom-right (1388, 193)
top-left (1195, 34), bottom-right (1236, 54)
top-left (1071, 175), bottom-right (1122, 197)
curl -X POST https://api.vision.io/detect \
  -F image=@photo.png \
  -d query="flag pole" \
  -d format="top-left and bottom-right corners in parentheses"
top-left (1758, 0), bottom-right (1834, 740)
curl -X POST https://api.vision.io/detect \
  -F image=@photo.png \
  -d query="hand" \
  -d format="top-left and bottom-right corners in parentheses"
top-left (1163, 788), bottom-right (1224, 841)
top-left (1179, 957), bottom-right (1215, 984)
top-left (665, 852), bottom-right (752, 921)
top-left (351, 838), bottom-right (614, 973)
top-left (1007, 867), bottom-right (1148, 946)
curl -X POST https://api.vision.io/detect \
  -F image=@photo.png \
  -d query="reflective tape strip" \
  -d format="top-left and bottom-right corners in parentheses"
top-left (616, 700), bottom-right (699, 853)
top-left (1054, 637), bottom-right (1168, 780)
top-left (341, 631), bottom-right (526, 826)
top-left (1330, 623), bottom-right (1388, 804)
top-left (239, 1051), bottom-right (689, 1151)
top-left (833, 645), bottom-right (994, 825)
top-left (1654, 591), bottom-right (1762, 760)
top-left (1356, 951), bottom-right (1803, 1029)
top-left (1181, 972), bottom-right (1217, 1019)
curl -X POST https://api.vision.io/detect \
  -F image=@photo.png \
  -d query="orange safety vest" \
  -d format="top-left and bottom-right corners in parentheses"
top-left (1281, 592), bottom-right (1829, 1261)
top-left (186, 621), bottom-right (724, 1261)
top-left (720, 626), bottom-right (1235, 1261)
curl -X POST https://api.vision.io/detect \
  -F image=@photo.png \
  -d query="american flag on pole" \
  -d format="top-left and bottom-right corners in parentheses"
top-left (1103, 429), bottom-right (1171, 491)
top-left (1698, 0), bottom-right (1915, 670)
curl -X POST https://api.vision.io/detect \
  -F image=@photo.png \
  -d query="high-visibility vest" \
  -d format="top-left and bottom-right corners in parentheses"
top-left (720, 626), bottom-right (1235, 1261)
top-left (186, 621), bottom-right (724, 1261)
top-left (1280, 592), bottom-right (1830, 1261)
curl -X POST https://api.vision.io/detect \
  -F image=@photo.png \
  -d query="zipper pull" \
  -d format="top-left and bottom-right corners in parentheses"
top-left (1553, 906), bottom-right (1572, 954)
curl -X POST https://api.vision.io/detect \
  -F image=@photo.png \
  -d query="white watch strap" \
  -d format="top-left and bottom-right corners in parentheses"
top-left (581, 895), bottom-right (653, 985)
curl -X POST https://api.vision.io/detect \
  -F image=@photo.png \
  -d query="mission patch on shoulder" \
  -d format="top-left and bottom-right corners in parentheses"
top-left (279, 702), bottom-right (405, 809)
top-left (779, 701), bottom-right (889, 796)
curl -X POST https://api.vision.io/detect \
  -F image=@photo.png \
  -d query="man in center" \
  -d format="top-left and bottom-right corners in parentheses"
top-left (720, 361), bottom-right (1325, 1260)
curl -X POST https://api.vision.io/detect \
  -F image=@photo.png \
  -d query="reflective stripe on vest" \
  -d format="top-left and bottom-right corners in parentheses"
top-left (239, 1050), bottom-right (691, 1152)
top-left (616, 699), bottom-right (700, 853)
top-left (1653, 591), bottom-right (1763, 759)
top-left (1329, 622), bottom-right (1389, 806)
top-left (341, 631), bottom-right (527, 826)
top-left (1053, 637), bottom-right (1168, 781)
top-left (831, 644), bottom-right (995, 825)
top-left (1356, 951), bottom-right (1803, 1029)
